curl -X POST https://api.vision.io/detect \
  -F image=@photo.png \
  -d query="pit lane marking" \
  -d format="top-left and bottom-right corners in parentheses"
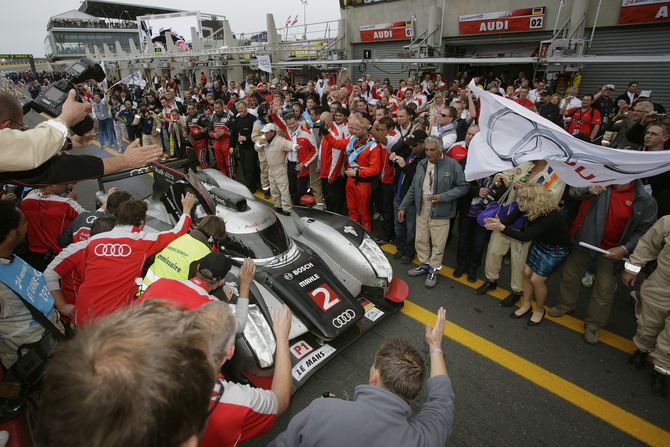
top-left (251, 190), bottom-right (638, 357)
top-left (401, 300), bottom-right (670, 447)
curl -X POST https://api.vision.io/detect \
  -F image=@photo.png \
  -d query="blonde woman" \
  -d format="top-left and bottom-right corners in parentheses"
top-left (485, 184), bottom-right (571, 325)
top-left (418, 92), bottom-right (446, 117)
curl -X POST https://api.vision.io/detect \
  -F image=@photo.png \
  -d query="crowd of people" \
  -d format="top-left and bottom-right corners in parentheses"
top-left (0, 63), bottom-right (669, 446)
top-left (47, 19), bottom-right (138, 31)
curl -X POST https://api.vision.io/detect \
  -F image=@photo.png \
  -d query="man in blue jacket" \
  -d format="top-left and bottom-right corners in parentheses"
top-left (268, 308), bottom-right (454, 447)
top-left (398, 135), bottom-right (469, 287)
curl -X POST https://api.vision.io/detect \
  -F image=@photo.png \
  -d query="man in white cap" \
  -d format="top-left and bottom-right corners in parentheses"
top-left (255, 123), bottom-right (301, 215)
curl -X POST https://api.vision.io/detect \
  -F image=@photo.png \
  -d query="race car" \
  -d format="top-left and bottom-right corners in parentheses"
top-left (97, 161), bottom-right (408, 393)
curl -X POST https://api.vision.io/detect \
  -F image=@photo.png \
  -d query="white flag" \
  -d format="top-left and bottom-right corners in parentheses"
top-left (257, 55), bottom-right (272, 74)
top-left (465, 80), bottom-right (670, 187)
top-left (111, 71), bottom-right (146, 89)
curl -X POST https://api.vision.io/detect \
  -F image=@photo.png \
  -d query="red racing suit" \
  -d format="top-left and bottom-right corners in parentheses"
top-left (74, 214), bottom-right (192, 326)
top-left (209, 110), bottom-right (235, 176)
top-left (137, 277), bottom-right (213, 310)
top-left (324, 132), bottom-right (381, 231)
top-left (319, 123), bottom-right (348, 181)
top-left (186, 113), bottom-right (211, 169)
top-left (378, 129), bottom-right (401, 185)
top-left (44, 240), bottom-right (87, 306)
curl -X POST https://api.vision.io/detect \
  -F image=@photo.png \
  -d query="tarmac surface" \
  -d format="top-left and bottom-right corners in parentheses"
top-left (18, 103), bottom-right (670, 447)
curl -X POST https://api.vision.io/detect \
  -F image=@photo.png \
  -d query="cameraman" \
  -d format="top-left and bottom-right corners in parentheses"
top-left (0, 90), bottom-right (162, 186)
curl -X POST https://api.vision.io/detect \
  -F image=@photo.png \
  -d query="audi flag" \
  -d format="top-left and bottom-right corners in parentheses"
top-left (464, 80), bottom-right (670, 187)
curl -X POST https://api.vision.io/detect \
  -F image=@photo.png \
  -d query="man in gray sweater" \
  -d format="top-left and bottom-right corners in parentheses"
top-left (269, 307), bottom-right (454, 447)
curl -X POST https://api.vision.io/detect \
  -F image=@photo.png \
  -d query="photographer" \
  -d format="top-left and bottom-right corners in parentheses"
top-left (132, 102), bottom-right (163, 149)
top-left (0, 91), bottom-right (162, 186)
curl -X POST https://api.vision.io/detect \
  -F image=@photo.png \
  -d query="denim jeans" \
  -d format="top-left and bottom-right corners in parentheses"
top-left (394, 197), bottom-right (416, 257)
top-left (456, 213), bottom-right (489, 272)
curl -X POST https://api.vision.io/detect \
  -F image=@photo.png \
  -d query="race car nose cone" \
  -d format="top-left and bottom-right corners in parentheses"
top-left (385, 277), bottom-right (409, 303)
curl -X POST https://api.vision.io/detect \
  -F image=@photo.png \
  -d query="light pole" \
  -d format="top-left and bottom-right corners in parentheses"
top-left (300, 0), bottom-right (308, 40)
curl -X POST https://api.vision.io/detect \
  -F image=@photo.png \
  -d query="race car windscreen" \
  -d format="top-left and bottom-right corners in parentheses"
top-left (225, 219), bottom-right (291, 259)
top-left (185, 170), bottom-right (216, 214)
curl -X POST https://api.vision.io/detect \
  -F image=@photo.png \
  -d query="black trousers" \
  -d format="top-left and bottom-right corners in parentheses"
top-left (239, 146), bottom-right (258, 193)
top-left (288, 161), bottom-right (309, 205)
top-left (324, 176), bottom-right (347, 215)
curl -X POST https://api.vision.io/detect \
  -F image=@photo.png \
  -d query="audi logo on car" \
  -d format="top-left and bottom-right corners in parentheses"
top-left (332, 309), bottom-right (356, 328)
top-left (94, 243), bottom-right (132, 257)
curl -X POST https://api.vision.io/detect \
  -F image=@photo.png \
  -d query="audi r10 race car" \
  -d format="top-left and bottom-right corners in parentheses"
top-left (97, 160), bottom-right (408, 393)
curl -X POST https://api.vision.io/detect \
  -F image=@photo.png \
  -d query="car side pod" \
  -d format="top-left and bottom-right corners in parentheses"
top-left (385, 277), bottom-right (409, 303)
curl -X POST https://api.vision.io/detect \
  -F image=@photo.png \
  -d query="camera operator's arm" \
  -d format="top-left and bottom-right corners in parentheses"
top-left (102, 139), bottom-right (162, 174)
top-left (0, 90), bottom-right (92, 172)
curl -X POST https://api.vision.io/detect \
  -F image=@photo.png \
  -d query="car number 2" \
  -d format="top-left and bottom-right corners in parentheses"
top-left (309, 284), bottom-right (341, 312)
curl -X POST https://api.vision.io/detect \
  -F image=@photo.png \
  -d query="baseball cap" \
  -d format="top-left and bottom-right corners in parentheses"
top-left (369, 99), bottom-right (381, 106)
top-left (405, 130), bottom-right (428, 146)
top-left (605, 84), bottom-right (615, 90)
top-left (198, 252), bottom-right (231, 282)
top-left (358, 78), bottom-right (364, 82)
top-left (539, 89), bottom-right (551, 96)
top-left (261, 123), bottom-right (279, 133)
top-left (639, 90), bottom-right (652, 98)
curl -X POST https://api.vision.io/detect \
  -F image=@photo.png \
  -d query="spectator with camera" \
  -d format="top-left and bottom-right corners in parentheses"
top-left (561, 93), bottom-right (602, 141)
top-left (269, 308), bottom-right (453, 447)
top-left (132, 102), bottom-right (163, 150)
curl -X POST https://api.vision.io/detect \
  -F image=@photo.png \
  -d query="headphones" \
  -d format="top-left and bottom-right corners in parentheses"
top-left (207, 226), bottom-right (224, 246)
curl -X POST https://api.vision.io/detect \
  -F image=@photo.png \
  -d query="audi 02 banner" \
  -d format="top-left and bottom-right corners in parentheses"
top-left (465, 80), bottom-right (670, 187)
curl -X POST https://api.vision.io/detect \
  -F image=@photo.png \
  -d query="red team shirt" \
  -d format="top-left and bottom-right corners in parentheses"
top-left (21, 192), bottom-right (85, 254)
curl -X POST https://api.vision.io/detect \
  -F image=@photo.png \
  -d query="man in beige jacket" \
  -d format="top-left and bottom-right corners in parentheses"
top-left (255, 123), bottom-right (300, 215)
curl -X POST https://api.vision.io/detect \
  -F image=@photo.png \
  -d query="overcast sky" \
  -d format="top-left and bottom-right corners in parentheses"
top-left (0, 0), bottom-right (342, 57)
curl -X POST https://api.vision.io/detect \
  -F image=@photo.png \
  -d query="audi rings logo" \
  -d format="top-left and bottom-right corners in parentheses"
top-left (332, 309), bottom-right (356, 328)
top-left (94, 244), bottom-right (132, 257)
top-left (284, 272), bottom-right (294, 281)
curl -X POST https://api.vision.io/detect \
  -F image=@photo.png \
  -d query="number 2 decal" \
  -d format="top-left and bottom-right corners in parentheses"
top-left (309, 284), bottom-right (342, 312)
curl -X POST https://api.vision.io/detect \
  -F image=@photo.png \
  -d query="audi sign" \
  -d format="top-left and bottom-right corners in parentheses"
top-left (94, 243), bottom-right (132, 257)
top-left (332, 309), bottom-right (356, 328)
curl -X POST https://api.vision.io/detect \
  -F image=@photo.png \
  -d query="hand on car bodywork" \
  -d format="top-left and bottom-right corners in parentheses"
top-left (273, 304), bottom-right (292, 340)
top-left (238, 258), bottom-right (256, 298)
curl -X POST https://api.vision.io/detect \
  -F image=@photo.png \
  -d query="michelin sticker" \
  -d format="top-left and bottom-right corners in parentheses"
top-left (292, 344), bottom-right (336, 381)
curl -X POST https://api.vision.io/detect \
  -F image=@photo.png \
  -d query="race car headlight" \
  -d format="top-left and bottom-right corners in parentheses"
top-left (230, 303), bottom-right (276, 369)
top-left (359, 233), bottom-right (392, 283)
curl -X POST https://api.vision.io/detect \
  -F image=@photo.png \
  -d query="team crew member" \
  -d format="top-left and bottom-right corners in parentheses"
top-left (140, 254), bottom-right (253, 335)
top-left (319, 109), bottom-right (349, 215)
top-left (271, 109), bottom-right (318, 206)
top-left (20, 184), bottom-right (86, 271)
top-left (58, 188), bottom-right (132, 248)
top-left (209, 100), bottom-right (235, 176)
top-left (141, 215), bottom-right (226, 290)
top-left (185, 103), bottom-right (211, 169)
top-left (323, 115), bottom-right (382, 232)
top-left (44, 217), bottom-right (117, 321)
top-left (74, 193), bottom-right (196, 326)
top-left (370, 116), bottom-right (401, 245)
top-left (197, 300), bottom-right (293, 447)
top-left (513, 87), bottom-right (535, 111)
top-left (255, 123), bottom-right (301, 215)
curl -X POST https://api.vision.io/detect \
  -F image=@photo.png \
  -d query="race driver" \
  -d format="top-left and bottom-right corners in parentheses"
top-left (185, 103), bottom-right (211, 169)
top-left (209, 100), bottom-right (235, 176)
top-left (322, 115), bottom-right (382, 231)
top-left (74, 193), bottom-right (196, 326)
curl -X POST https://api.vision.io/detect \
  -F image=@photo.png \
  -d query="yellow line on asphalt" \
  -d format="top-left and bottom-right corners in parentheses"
top-left (401, 301), bottom-right (670, 447)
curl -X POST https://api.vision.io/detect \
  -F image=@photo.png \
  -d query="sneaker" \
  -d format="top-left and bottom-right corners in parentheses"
top-left (391, 251), bottom-right (404, 259)
top-left (408, 265), bottom-right (429, 277)
top-left (373, 213), bottom-right (382, 220)
top-left (581, 272), bottom-right (595, 288)
top-left (379, 215), bottom-right (384, 222)
top-left (631, 291), bottom-right (642, 319)
top-left (453, 268), bottom-right (465, 279)
top-left (583, 327), bottom-right (599, 345)
top-left (425, 271), bottom-right (438, 288)
top-left (548, 305), bottom-right (573, 318)
top-left (400, 255), bottom-right (414, 265)
top-left (315, 203), bottom-right (325, 210)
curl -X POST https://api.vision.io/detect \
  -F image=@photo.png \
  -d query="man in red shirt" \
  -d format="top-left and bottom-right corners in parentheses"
top-left (445, 124), bottom-right (479, 162)
top-left (196, 299), bottom-right (293, 447)
top-left (370, 116), bottom-right (401, 245)
top-left (513, 87), bottom-right (536, 111)
top-left (20, 184), bottom-right (86, 271)
top-left (319, 109), bottom-right (349, 215)
top-left (549, 180), bottom-right (657, 344)
top-left (323, 115), bottom-right (382, 231)
top-left (74, 193), bottom-right (196, 326)
top-left (561, 93), bottom-right (602, 141)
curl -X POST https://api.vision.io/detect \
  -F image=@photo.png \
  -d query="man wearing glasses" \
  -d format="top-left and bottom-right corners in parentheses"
top-left (602, 100), bottom-right (654, 150)
top-left (430, 106), bottom-right (458, 150)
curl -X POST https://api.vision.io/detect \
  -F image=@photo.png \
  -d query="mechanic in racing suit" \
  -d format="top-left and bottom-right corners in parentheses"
top-left (323, 115), bottom-right (382, 232)
top-left (318, 110), bottom-right (349, 215)
top-left (44, 216), bottom-right (117, 323)
top-left (73, 193), bottom-right (196, 326)
top-left (185, 103), bottom-right (211, 169)
top-left (209, 100), bottom-right (236, 176)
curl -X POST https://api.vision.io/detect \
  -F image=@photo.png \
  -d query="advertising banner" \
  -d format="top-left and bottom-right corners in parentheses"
top-left (459, 7), bottom-right (545, 35)
top-left (359, 21), bottom-right (414, 42)
top-left (619, 0), bottom-right (670, 25)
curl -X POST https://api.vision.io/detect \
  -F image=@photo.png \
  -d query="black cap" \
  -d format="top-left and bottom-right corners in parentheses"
top-left (198, 252), bottom-right (231, 282)
top-left (539, 89), bottom-right (551, 96)
top-left (406, 130), bottom-right (428, 146)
